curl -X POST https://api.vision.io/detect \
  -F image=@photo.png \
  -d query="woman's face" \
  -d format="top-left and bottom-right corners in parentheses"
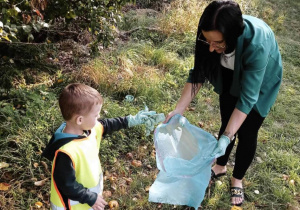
top-left (201, 30), bottom-right (226, 54)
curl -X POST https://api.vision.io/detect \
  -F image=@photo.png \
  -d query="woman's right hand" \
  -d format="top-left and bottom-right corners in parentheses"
top-left (163, 109), bottom-right (184, 123)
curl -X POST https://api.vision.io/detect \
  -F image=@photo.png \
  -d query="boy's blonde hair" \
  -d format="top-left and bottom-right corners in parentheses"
top-left (59, 83), bottom-right (103, 121)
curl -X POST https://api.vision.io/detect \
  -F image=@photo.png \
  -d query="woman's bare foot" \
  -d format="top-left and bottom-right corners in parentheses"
top-left (211, 164), bottom-right (227, 177)
top-left (231, 177), bottom-right (243, 205)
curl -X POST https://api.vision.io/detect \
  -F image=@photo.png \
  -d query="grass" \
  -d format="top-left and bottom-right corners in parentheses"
top-left (0, 0), bottom-right (299, 209)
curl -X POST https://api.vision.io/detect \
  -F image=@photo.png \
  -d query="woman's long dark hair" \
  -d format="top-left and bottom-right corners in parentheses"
top-left (192, 0), bottom-right (244, 94)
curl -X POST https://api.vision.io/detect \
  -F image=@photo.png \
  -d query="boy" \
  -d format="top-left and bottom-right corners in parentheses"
top-left (42, 83), bottom-right (158, 210)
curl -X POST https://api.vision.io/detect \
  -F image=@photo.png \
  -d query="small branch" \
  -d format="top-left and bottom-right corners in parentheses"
top-left (0, 41), bottom-right (58, 45)
top-left (43, 29), bottom-right (79, 35)
top-left (14, 0), bottom-right (26, 6)
top-left (122, 27), bottom-right (162, 36)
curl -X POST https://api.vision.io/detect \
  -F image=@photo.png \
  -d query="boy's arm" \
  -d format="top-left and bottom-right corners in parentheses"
top-left (53, 152), bottom-right (98, 207)
top-left (99, 108), bottom-right (165, 137)
top-left (98, 117), bottom-right (128, 136)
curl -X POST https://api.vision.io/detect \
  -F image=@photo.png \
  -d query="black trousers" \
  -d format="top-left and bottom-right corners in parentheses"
top-left (216, 67), bottom-right (265, 180)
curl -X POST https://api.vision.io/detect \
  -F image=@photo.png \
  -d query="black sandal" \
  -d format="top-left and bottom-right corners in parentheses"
top-left (230, 187), bottom-right (244, 206)
top-left (211, 169), bottom-right (226, 180)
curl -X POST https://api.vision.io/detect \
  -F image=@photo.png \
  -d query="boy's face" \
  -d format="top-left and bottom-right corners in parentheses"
top-left (80, 103), bottom-right (102, 130)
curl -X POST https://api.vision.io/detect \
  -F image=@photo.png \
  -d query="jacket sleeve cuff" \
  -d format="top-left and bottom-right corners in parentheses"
top-left (86, 192), bottom-right (98, 207)
top-left (235, 101), bottom-right (252, 115)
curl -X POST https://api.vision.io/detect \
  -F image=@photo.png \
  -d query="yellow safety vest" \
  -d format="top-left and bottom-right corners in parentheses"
top-left (50, 122), bottom-right (103, 210)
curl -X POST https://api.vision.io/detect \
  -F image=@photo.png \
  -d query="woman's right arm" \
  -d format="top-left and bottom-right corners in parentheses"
top-left (164, 82), bottom-right (202, 123)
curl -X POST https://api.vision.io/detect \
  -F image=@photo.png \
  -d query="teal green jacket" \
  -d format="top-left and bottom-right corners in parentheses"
top-left (188, 15), bottom-right (282, 117)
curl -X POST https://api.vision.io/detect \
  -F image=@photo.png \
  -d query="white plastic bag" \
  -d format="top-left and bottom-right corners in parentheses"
top-left (149, 114), bottom-right (218, 209)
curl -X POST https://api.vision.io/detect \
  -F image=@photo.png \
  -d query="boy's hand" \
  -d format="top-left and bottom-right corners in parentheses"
top-left (144, 113), bottom-right (165, 136)
top-left (92, 194), bottom-right (107, 210)
top-left (127, 106), bottom-right (165, 135)
top-left (211, 135), bottom-right (231, 157)
top-left (127, 106), bottom-right (156, 127)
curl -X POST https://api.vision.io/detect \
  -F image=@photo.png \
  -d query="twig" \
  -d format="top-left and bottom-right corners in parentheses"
top-left (14, 0), bottom-right (26, 6)
top-left (0, 41), bottom-right (58, 46)
top-left (122, 27), bottom-right (162, 36)
top-left (43, 29), bottom-right (79, 34)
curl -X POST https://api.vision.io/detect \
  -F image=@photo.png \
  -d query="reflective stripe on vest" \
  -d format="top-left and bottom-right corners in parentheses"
top-left (50, 122), bottom-right (104, 210)
top-left (50, 173), bottom-right (103, 210)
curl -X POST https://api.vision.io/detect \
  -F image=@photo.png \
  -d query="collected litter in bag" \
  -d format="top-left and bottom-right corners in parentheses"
top-left (149, 114), bottom-right (218, 209)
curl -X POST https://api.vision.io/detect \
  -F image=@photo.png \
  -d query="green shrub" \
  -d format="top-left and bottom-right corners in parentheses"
top-left (0, 0), bottom-right (131, 45)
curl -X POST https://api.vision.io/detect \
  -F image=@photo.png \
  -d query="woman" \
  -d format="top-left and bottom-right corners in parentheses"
top-left (164, 0), bottom-right (282, 206)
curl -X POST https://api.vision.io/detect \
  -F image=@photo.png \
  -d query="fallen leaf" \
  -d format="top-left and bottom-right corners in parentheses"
top-left (111, 183), bottom-right (117, 191)
top-left (282, 174), bottom-right (289, 181)
top-left (109, 176), bottom-right (117, 183)
top-left (151, 150), bottom-right (156, 158)
top-left (33, 163), bottom-right (39, 168)
top-left (2, 172), bottom-right (13, 181)
top-left (146, 164), bottom-right (152, 169)
top-left (261, 139), bottom-right (267, 144)
top-left (40, 161), bottom-right (50, 174)
top-left (123, 177), bottom-right (132, 185)
top-left (216, 180), bottom-right (222, 186)
top-left (108, 200), bottom-right (119, 209)
top-left (231, 205), bottom-right (242, 210)
top-left (256, 157), bottom-right (263, 163)
top-left (0, 162), bottom-right (9, 169)
top-left (189, 107), bottom-right (196, 111)
top-left (145, 186), bottom-right (151, 192)
top-left (0, 183), bottom-right (10, 191)
top-left (289, 180), bottom-right (295, 186)
top-left (119, 184), bottom-right (127, 195)
top-left (126, 152), bottom-right (133, 159)
top-left (102, 190), bottom-right (112, 198)
top-left (287, 202), bottom-right (300, 210)
top-left (243, 179), bottom-right (251, 187)
top-left (34, 178), bottom-right (48, 187)
top-left (131, 160), bottom-right (142, 167)
top-left (30, 189), bottom-right (37, 194)
top-left (57, 79), bottom-right (63, 83)
top-left (198, 121), bottom-right (204, 128)
top-left (35, 201), bottom-right (43, 208)
top-left (139, 172), bottom-right (148, 177)
top-left (205, 98), bottom-right (212, 104)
